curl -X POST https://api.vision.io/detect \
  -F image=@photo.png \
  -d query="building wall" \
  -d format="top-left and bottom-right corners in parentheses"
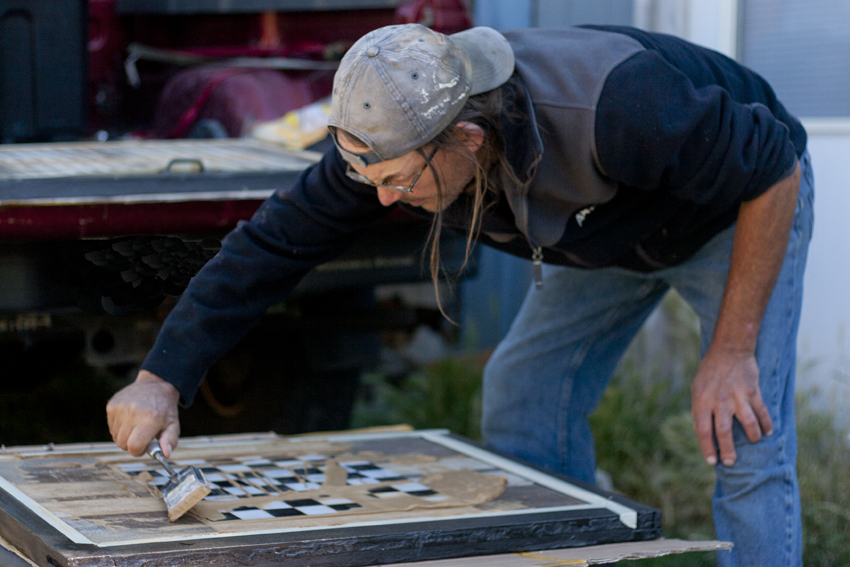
top-left (796, 121), bottom-right (850, 421)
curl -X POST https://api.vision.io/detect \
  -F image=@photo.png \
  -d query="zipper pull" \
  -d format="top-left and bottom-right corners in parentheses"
top-left (532, 246), bottom-right (544, 289)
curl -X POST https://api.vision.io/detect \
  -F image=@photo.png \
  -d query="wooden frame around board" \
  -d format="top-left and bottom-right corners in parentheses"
top-left (0, 430), bottom-right (661, 567)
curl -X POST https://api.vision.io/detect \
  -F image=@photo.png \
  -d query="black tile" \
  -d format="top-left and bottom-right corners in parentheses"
top-left (330, 503), bottom-right (362, 511)
top-left (347, 464), bottom-right (380, 471)
top-left (269, 508), bottom-right (303, 517)
top-left (286, 498), bottom-right (321, 507)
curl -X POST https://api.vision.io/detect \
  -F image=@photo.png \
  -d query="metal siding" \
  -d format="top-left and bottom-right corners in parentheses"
top-left (473, 0), bottom-right (533, 30)
top-left (739, 0), bottom-right (850, 117)
top-left (463, 0), bottom-right (533, 350)
top-left (533, 0), bottom-right (633, 27)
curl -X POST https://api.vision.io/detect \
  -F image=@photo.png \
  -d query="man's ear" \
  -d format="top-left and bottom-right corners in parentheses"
top-left (453, 121), bottom-right (485, 153)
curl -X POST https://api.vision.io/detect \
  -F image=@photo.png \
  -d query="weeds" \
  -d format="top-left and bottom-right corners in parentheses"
top-left (796, 394), bottom-right (850, 566)
top-left (352, 357), bottom-right (483, 439)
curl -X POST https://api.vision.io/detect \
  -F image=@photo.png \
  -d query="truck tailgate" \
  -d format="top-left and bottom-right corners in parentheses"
top-left (0, 139), bottom-right (320, 239)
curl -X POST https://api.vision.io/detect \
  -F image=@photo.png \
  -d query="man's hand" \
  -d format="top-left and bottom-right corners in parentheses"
top-left (692, 162), bottom-right (800, 468)
top-left (691, 344), bottom-right (773, 467)
top-left (106, 370), bottom-right (180, 458)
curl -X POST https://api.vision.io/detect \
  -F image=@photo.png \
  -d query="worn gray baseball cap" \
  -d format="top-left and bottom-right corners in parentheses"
top-left (328, 24), bottom-right (515, 166)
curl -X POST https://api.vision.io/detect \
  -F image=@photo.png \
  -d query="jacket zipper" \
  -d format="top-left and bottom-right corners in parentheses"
top-left (532, 246), bottom-right (544, 289)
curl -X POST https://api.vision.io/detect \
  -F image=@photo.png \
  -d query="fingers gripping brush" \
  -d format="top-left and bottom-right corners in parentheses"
top-left (147, 439), bottom-right (211, 521)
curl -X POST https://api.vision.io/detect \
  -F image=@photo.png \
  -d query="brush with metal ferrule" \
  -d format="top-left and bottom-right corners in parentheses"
top-left (147, 439), bottom-right (211, 522)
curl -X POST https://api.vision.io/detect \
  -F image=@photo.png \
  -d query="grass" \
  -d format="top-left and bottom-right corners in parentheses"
top-left (796, 394), bottom-right (850, 566)
top-left (353, 294), bottom-right (850, 566)
top-left (352, 357), bottom-right (483, 439)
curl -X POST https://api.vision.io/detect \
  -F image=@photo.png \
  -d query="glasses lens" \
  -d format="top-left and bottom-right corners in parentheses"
top-left (345, 168), bottom-right (372, 185)
top-left (346, 165), bottom-right (415, 193)
top-left (345, 146), bottom-right (436, 194)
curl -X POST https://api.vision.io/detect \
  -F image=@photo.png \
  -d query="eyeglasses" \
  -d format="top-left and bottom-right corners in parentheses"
top-left (345, 147), bottom-right (438, 194)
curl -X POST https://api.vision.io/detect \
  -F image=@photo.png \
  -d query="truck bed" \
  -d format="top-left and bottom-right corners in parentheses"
top-left (0, 139), bottom-right (320, 239)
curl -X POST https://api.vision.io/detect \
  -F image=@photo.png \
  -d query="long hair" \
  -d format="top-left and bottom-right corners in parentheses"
top-left (339, 75), bottom-right (526, 320)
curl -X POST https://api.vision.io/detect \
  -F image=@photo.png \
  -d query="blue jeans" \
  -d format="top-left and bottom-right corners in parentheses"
top-left (482, 153), bottom-right (814, 567)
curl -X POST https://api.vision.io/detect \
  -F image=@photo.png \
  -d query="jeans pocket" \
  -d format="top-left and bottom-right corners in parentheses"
top-left (802, 152), bottom-right (814, 188)
top-left (792, 153), bottom-right (815, 242)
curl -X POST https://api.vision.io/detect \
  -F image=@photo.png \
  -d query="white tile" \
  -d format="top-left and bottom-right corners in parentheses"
top-left (373, 491), bottom-right (403, 499)
top-left (295, 505), bottom-right (336, 515)
top-left (262, 501), bottom-right (293, 510)
top-left (360, 469), bottom-right (399, 479)
top-left (231, 508), bottom-right (274, 520)
top-left (318, 498), bottom-right (353, 505)
top-left (263, 468), bottom-right (296, 479)
top-left (284, 482), bottom-right (320, 492)
top-left (380, 464), bottom-right (424, 477)
top-left (205, 494), bottom-right (240, 502)
top-left (218, 464), bottom-right (252, 473)
top-left (392, 482), bottom-right (432, 493)
top-left (297, 454), bottom-right (326, 462)
top-left (174, 459), bottom-right (207, 465)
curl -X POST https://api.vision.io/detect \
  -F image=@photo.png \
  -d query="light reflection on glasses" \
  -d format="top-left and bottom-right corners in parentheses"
top-left (345, 147), bottom-right (438, 194)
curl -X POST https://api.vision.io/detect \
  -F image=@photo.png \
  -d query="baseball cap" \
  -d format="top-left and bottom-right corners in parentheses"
top-left (328, 24), bottom-right (515, 167)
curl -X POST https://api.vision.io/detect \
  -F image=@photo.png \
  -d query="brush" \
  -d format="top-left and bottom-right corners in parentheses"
top-left (147, 439), bottom-right (211, 521)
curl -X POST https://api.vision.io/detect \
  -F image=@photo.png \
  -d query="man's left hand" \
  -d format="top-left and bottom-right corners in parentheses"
top-left (691, 343), bottom-right (773, 467)
top-left (691, 163), bottom-right (799, 468)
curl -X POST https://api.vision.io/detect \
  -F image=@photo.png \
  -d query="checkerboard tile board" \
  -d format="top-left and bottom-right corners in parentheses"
top-left (0, 431), bottom-right (658, 566)
top-left (116, 456), bottom-right (422, 503)
top-left (218, 498), bottom-right (362, 521)
top-left (367, 482), bottom-right (447, 502)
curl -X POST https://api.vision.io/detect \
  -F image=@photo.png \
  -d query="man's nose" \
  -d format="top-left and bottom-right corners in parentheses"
top-left (376, 187), bottom-right (403, 207)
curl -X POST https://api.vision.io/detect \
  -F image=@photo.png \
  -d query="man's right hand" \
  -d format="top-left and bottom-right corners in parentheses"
top-left (106, 370), bottom-right (181, 458)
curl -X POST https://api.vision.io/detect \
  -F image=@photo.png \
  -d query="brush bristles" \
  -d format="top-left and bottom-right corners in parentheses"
top-left (162, 467), bottom-right (211, 522)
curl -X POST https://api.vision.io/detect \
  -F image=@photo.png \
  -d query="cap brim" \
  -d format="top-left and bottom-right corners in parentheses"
top-left (450, 27), bottom-right (515, 95)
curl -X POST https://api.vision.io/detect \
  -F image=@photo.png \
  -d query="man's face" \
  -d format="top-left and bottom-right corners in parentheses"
top-left (337, 126), bottom-right (480, 213)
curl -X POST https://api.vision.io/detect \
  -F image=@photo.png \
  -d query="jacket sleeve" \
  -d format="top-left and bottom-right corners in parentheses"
top-left (594, 49), bottom-right (799, 210)
top-left (141, 147), bottom-right (389, 406)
